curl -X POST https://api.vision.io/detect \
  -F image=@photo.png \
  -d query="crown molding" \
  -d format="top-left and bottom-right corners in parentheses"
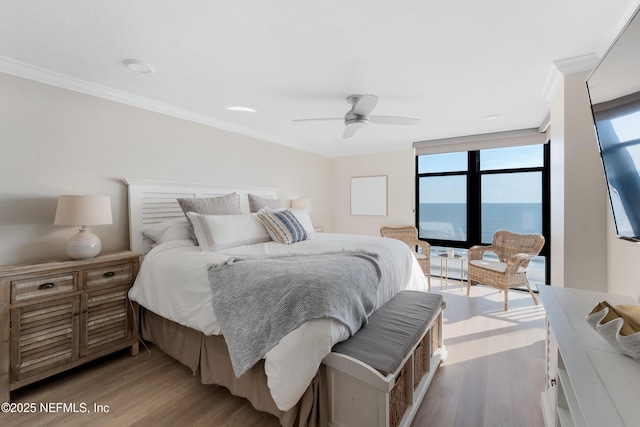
top-left (539, 2), bottom-right (640, 103)
top-left (540, 65), bottom-right (564, 104)
top-left (553, 53), bottom-right (600, 76)
top-left (540, 53), bottom-right (599, 103)
top-left (0, 56), bottom-right (287, 147)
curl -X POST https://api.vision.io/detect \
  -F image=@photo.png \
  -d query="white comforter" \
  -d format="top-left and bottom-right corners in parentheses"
top-left (128, 233), bottom-right (428, 411)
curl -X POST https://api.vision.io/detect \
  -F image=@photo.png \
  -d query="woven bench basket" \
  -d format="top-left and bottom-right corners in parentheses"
top-left (389, 361), bottom-right (410, 427)
top-left (413, 334), bottom-right (428, 389)
top-left (431, 320), bottom-right (439, 356)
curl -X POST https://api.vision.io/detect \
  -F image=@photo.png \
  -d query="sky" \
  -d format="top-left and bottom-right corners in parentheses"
top-left (418, 145), bottom-right (543, 203)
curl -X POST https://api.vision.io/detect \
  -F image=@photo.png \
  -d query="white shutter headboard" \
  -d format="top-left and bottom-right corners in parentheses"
top-left (123, 178), bottom-right (279, 254)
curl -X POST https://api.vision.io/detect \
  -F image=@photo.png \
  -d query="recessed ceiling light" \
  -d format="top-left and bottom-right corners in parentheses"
top-left (484, 114), bottom-right (501, 121)
top-left (123, 59), bottom-right (156, 74)
top-left (226, 106), bottom-right (257, 112)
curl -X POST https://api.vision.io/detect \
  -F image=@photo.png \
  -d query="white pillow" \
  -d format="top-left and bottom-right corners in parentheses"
top-left (186, 212), bottom-right (271, 251)
top-left (142, 218), bottom-right (192, 245)
top-left (288, 208), bottom-right (315, 235)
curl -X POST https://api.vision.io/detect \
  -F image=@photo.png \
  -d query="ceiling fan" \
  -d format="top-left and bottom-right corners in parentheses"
top-left (293, 94), bottom-right (421, 139)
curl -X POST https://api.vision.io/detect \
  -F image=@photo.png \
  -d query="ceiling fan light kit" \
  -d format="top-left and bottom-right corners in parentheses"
top-left (294, 94), bottom-right (421, 139)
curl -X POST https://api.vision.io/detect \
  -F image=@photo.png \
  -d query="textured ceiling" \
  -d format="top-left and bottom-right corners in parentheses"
top-left (0, 1), bottom-right (638, 157)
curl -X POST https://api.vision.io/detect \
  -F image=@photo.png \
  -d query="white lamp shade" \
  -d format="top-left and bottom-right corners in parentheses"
top-left (54, 195), bottom-right (112, 259)
top-left (54, 195), bottom-right (112, 226)
top-left (291, 198), bottom-right (312, 212)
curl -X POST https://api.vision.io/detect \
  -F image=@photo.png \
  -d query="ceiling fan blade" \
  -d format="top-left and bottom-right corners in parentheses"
top-left (343, 125), bottom-right (358, 139)
top-left (351, 94), bottom-right (379, 116)
top-left (293, 117), bottom-right (342, 122)
top-left (369, 115), bottom-right (421, 125)
top-left (343, 121), bottom-right (367, 139)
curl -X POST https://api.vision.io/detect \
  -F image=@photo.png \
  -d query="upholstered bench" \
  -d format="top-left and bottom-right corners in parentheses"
top-left (322, 290), bottom-right (447, 427)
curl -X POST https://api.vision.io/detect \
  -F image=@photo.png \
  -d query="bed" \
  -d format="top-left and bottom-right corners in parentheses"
top-left (123, 178), bottom-right (430, 426)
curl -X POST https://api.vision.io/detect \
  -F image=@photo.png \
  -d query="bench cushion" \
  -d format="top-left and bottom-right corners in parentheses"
top-left (331, 290), bottom-right (443, 376)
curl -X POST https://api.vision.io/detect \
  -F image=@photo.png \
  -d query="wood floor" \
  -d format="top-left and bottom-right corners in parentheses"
top-left (414, 281), bottom-right (546, 427)
top-left (2, 279), bottom-right (546, 427)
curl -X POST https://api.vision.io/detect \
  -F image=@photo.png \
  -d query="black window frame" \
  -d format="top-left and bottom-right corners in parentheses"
top-left (415, 143), bottom-right (551, 284)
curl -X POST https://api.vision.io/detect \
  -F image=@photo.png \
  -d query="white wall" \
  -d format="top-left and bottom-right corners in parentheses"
top-left (0, 72), bottom-right (332, 265)
top-left (549, 79), bottom-right (566, 288)
top-left (331, 149), bottom-right (415, 236)
top-left (607, 211), bottom-right (640, 299)
top-left (550, 71), bottom-right (609, 292)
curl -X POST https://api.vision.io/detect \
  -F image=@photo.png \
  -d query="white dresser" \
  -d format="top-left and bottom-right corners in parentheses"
top-left (539, 286), bottom-right (640, 427)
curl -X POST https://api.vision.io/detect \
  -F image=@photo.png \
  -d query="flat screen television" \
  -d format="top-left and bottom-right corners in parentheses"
top-left (587, 6), bottom-right (640, 242)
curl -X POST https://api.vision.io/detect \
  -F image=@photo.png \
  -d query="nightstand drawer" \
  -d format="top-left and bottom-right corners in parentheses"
top-left (11, 273), bottom-right (78, 303)
top-left (84, 262), bottom-right (133, 288)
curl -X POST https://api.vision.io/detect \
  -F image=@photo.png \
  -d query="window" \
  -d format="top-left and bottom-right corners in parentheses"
top-left (480, 145), bottom-right (544, 170)
top-left (480, 172), bottom-right (542, 243)
top-left (416, 144), bottom-right (550, 285)
top-left (417, 152), bottom-right (468, 241)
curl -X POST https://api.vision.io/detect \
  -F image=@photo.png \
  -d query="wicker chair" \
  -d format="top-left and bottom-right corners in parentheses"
top-left (467, 230), bottom-right (545, 311)
top-left (380, 226), bottom-right (431, 289)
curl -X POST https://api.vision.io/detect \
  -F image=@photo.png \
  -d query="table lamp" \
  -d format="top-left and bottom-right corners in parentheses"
top-left (54, 195), bottom-right (113, 259)
top-left (291, 198), bottom-right (312, 212)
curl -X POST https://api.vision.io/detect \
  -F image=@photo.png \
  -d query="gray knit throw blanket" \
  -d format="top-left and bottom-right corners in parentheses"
top-left (207, 251), bottom-right (381, 377)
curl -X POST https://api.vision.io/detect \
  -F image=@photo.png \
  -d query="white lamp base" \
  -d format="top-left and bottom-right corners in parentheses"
top-left (67, 227), bottom-right (102, 260)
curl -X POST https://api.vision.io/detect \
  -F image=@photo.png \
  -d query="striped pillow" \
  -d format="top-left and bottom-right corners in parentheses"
top-left (257, 209), bottom-right (309, 244)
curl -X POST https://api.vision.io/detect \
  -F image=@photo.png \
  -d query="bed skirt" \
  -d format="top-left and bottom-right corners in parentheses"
top-left (140, 308), bottom-right (327, 427)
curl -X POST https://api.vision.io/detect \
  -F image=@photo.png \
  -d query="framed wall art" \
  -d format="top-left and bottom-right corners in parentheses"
top-left (350, 175), bottom-right (388, 216)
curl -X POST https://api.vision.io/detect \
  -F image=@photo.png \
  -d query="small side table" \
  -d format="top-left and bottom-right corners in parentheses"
top-left (438, 253), bottom-right (464, 290)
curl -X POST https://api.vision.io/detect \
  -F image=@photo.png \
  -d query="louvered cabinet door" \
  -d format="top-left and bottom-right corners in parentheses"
top-left (81, 286), bottom-right (133, 356)
top-left (10, 297), bottom-right (80, 382)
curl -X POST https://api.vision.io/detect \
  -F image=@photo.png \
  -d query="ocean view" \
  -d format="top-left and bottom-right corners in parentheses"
top-left (419, 202), bottom-right (542, 243)
top-left (419, 202), bottom-right (546, 284)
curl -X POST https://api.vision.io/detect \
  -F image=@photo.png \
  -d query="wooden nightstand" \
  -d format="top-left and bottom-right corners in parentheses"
top-left (0, 251), bottom-right (141, 403)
